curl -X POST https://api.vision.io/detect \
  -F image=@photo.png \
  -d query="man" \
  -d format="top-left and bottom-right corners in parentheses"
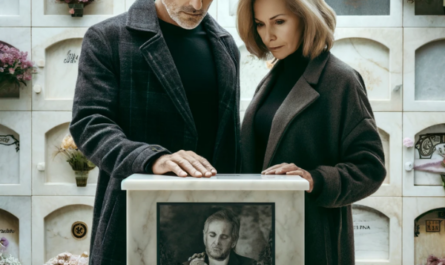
top-left (69, 0), bottom-right (241, 263)
top-left (184, 209), bottom-right (257, 265)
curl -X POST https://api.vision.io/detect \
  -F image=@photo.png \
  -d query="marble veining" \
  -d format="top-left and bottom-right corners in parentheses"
top-left (44, 204), bottom-right (93, 262)
top-left (127, 190), bottom-right (305, 264)
top-left (415, 40), bottom-right (445, 101)
top-left (331, 38), bottom-right (390, 100)
top-left (0, 124), bottom-right (20, 185)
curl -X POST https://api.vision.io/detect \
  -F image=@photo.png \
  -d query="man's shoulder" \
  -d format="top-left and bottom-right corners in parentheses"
top-left (231, 252), bottom-right (257, 265)
top-left (88, 12), bottom-right (128, 38)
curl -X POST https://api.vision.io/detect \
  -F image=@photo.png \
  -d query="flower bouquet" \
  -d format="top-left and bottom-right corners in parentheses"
top-left (54, 135), bottom-right (95, 187)
top-left (0, 237), bottom-right (21, 265)
top-left (0, 43), bottom-right (35, 98)
top-left (60, 0), bottom-right (95, 17)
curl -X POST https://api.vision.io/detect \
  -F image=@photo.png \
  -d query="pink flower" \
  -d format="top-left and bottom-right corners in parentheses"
top-left (0, 237), bottom-right (8, 249)
top-left (69, 8), bottom-right (75, 14)
top-left (8, 68), bottom-right (15, 74)
top-left (403, 137), bottom-right (414, 148)
top-left (427, 255), bottom-right (445, 265)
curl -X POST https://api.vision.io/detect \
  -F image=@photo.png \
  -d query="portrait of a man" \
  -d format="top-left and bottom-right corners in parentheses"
top-left (184, 209), bottom-right (257, 265)
top-left (157, 203), bottom-right (274, 265)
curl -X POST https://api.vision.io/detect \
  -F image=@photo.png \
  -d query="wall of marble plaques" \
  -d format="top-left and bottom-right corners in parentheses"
top-left (0, 0), bottom-right (445, 264)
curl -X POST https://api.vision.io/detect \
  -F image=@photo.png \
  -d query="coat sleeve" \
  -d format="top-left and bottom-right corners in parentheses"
top-left (69, 27), bottom-right (170, 179)
top-left (308, 70), bottom-right (386, 208)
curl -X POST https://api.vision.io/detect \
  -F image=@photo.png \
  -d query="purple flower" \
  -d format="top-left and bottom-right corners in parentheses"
top-left (403, 137), bottom-right (414, 148)
top-left (0, 237), bottom-right (9, 248)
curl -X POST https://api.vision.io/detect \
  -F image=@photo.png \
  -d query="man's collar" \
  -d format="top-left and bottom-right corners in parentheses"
top-left (126, 0), bottom-right (229, 38)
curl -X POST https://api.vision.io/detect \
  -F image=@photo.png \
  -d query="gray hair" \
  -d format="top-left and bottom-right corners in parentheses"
top-left (203, 208), bottom-right (240, 244)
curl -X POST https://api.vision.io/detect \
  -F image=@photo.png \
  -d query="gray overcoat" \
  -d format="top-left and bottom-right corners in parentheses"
top-left (69, 0), bottom-right (241, 264)
top-left (241, 51), bottom-right (386, 264)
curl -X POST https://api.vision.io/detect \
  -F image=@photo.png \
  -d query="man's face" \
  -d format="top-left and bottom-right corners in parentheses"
top-left (161, 0), bottom-right (213, 29)
top-left (204, 220), bottom-right (237, 261)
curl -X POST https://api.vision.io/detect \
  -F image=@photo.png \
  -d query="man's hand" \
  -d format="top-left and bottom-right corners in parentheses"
top-left (152, 150), bottom-right (216, 178)
top-left (262, 163), bottom-right (314, 192)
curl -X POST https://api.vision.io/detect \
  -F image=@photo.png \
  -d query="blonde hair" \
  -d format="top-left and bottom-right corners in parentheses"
top-left (237, 0), bottom-right (336, 60)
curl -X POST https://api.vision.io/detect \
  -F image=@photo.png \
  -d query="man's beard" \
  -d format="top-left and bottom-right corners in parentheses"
top-left (161, 0), bottom-right (207, 29)
top-left (205, 244), bottom-right (231, 261)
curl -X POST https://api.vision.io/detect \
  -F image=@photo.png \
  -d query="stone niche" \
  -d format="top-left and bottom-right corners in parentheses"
top-left (45, 122), bottom-right (99, 185)
top-left (331, 38), bottom-right (390, 101)
top-left (352, 205), bottom-right (389, 260)
top-left (45, 38), bottom-right (83, 101)
top-left (0, 209), bottom-right (20, 259)
top-left (415, 40), bottom-right (445, 101)
top-left (0, 124), bottom-right (20, 185)
top-left (239, 45), bottom-right (271, 100)
top-left (0, 0), bottom-right (20, 15)
top-left (414, 123), bottom-right (445, 186)
top-left (44, 0), bottom-right (113, 15)
top-left (325, 0), bottom-right (390, 15)
top-left (415, 0), bottom-right (445, 15)
top-left (44, 204), bottom-right (93, 262)
top-left (414, 208), bottom-right (445, 265)
top-left (379, 128), bottom-right (390, 184)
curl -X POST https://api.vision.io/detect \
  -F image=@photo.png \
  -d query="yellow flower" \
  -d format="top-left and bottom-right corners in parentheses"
top-left (61, 135), bottom-right (77, 150)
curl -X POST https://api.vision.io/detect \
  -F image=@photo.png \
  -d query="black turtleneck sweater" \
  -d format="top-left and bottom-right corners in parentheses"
top-left (253, 47), bottom-right (309, 173)
top-left (158, 19), bottom-right (219, 163)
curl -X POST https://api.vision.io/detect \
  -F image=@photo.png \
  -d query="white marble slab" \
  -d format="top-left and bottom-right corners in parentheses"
top-left (122, 174), bottom-right (310, 191)
top-left (404, 28), bottom-right (445, 111)
top-left (403, 197), bottom-right (445, 265)
top-left (216, 0), bottom-right (238, 28)
top-left (32, 0), bottom-right (125, 27)
top-left (0, 196), bottom-right (31, 265)
top-left (0, 28), bottom-right (32, 111)
top-left (403, 0), bottom-right (445, 27)
top-left (32, 196), bottom-right (94, 265)
top-left (127, 189), bottom-right (305, 264)
top-left (32, 111), bottom-right (98, 196)
top-left (0, 112), bottom-right (31, 196)
top-left (371, 112), bottom-right (403, 197)
top-left (353, 197), bottom-right (402, 265)
top-left (225, 28), bottom-right (271, 101)
top-left (330, 0), bottom-right (402, 27)
top-left (32, 28), bottom-right (87, 111)
top-left (0, 0), bottom-right (31, 27)
top-left (403, 112), bottom-right (445, 197)
top-left (332, 28), bottom-right (403, 111)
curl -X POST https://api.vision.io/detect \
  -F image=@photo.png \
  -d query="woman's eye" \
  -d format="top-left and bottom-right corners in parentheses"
top-left (256, 22), bottom-right (264, 27)
top-left (276, 20), bottom-right (285, 25)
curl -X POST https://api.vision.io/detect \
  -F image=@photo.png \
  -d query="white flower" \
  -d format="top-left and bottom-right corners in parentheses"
top-left (403, 137), bottom-right (414, 148)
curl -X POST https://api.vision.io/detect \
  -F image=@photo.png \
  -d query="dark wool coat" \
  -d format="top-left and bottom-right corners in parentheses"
top-left (182, 251), bottom-right (256, 265)
top-left (69, 0), bottom-right (241, 264)
top-left (241, 51), bottom-right (386, 265)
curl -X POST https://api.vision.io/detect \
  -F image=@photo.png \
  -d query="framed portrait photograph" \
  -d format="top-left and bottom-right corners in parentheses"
top-left (157, 203), bottom-right (275, 265)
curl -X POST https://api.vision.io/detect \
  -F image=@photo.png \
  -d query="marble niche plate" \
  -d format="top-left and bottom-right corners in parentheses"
top-left (0, 112), bottom-right (31, 196)
top-left (353, 197), bottom-right (402, 265)
top-left (403, 197), bottom-right (445, 265)
top-left (372, 112), bottom-right (403, 197)
top-left (0, 0), bottom-right (31, 27)
top-left (32, 28), bottom-right (87, 111)
top-left (32, 111), bottom-right (99, 196)
top-left (404, 28), bottom-right (445, 111)
top-left (0, 196), bottom-right (32, 265)
top-left (326, 0), bottom-right (402, 27)
top-left (404, 0), bottom-right (445, 27)
top-left (0, 28), bottom-right (32, 111)
top-left (32, 0), bottom-right (125, 27)
top-left (403, 112), bottom-right (445, 197)
top-left (32, 196), bottom-right (94, 265)
top-left (332, 28), bottom-right (403, 111)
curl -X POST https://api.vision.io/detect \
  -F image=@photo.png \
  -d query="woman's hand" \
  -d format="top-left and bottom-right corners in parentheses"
top-left (262, 163), bottom-right (314, 192)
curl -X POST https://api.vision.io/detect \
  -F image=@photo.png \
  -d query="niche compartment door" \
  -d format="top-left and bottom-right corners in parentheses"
top-left (32, 28), bottom-right (87, 111)
top-left (0, 0), bottom-right (31, 26)
top-left (32, 111), bottom-right (98, 196)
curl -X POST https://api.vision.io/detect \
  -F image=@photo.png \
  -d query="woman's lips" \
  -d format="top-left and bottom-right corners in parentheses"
top-left (269, 45), bottom-right (284, 51)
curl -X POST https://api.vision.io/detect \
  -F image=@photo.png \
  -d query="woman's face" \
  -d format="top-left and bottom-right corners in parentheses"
top-left (253, 0), bottom-right (304, 59)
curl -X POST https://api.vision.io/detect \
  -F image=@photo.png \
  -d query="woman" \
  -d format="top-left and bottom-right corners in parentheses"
top-left (237, 0), bottom-right (386, 264)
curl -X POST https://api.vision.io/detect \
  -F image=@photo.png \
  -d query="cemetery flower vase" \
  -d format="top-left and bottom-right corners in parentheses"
top-left (0, 75), bottom-right (20, 98)
top-left (68, 3), bottom-right (85, 17)
top-left (74, 171), bottom-right (88, 187)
